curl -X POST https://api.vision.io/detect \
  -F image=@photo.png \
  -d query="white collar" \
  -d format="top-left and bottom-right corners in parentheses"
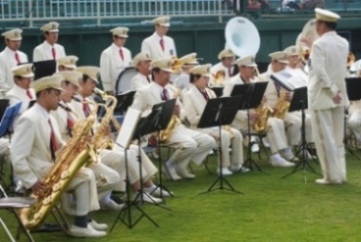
top-left (153, 32), bottom-right (165, 42)
top-left (4, 46), bottom-right (17, 55)
top-left (111, 43), bottom-right (122, 51)
top-left (43, 41), bottom-right (56, 50)
top-left (34, 102), bottom-right (50, 120)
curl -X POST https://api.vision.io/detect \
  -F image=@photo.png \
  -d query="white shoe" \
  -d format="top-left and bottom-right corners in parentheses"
top-left (251, 143), bottom-right (260, 153)
top-left (315, 178), bottom-right (342, 185)
top-left (230, 164), bottom-right (250, 173)
top-left (144, 186), bottom-right (173, 198)
top-left (281, 148), bottom-right (299, 161)
top-left (217, 167), bottom-right (233, 176)
top-left (164, 162), bottom-right (182, 181)
top-left (100, 200), bottom-right (125, 211)
top-left (136, 192), bottom-right (163, 204)
top-left (69, 225), bottom-right (106, 238)
top-left (89, 220), bottom-right (108, 231)
top-left (175, 165), bottom-right (196, 179)
top-left (270, 155), bottom-right (295, 167)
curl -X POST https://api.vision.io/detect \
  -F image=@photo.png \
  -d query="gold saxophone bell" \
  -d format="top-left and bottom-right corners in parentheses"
top-left (273, 90), bottom-right (290, 120)
top-left (252, 98), bottom-right (273, 133)
top-left (348, 52), bottom-right (355, 67)
top-left (159, 87), bottom-right (181, 143)
top-left (212, 70), bottom-right (226, 86)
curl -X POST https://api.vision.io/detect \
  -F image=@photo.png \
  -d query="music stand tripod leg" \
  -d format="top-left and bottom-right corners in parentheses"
top-left (110, 149), bottom-right (159, 231)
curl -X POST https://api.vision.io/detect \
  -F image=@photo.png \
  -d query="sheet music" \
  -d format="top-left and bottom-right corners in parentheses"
top-left (271, 69), bottom-right (308, 91)
top-left (115, 107), bottom-right (141, 149)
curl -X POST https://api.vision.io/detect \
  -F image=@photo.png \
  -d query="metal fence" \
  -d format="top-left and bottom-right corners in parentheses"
top-left (0, 0), bottom-right (234, 27)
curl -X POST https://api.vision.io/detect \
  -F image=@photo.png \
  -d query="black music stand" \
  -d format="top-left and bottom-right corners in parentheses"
top-left (282, 87), bottom-right (320, 182)
top-left (210, 87), bottom-right (224, 98)
top-left (198, 96), bottom-right (244, 195)
top-left (0, 102), bottom-right (22, 193)
top-left (345, 77), bottom-right (361, 159)
top-left (111, 108), bottom-right (160, 230)
top-left (231, 82), bottom-right (268, 173)
top-left (115, 91), bottom-right (136, 115)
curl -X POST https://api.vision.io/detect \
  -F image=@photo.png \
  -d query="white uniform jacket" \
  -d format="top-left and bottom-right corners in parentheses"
top-left (5, 85), bottom-right (36, 115)
top-left (0, 47), bottom-right (28, 90)
top-left (100, 43), bottom-right (132, 92)
top-left (308, 31), bottom-right (349, 111)
top-left (130, 72), bottom-right (151, 91)
top-left (33, 41), bottom-right (66, 62)
top-left (141, 32), bottom-right (177, 60)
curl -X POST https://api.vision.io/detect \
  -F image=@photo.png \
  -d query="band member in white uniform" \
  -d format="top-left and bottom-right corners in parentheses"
top-left (183, 64), bottom-right (248, 175)
top-left (33, 22), bottom-right (66, 62)
top-left (141, 16), bottom-right (177, 60)
top-left (73, 66), bottom-right (168, 202)
top-left (348, 63), bottom-right (361, 143)
top-left (58, 55), bottom-right (79, 72)
top-left (10, 75), bottom-right (107, 238)
top-left (223, 55), bottom-right (295, 167)
top-left (308, 8), bottom-right (349, 184)
top-left (210, 49), bottom-right (236, 87)
top-left (5, 64), bottom-right (36, 116)
top-left (130, 51), bottom-right (152, 91)
top-left (131, 59), bottom-right (216, 180)
top-left (283, 46), bottom-right (314, 145)
top-left (0, 28), bottom-right (28, 91)
top-left (100, 27), bottom-right (132, 93)
top-left (172, 53), bottom-right (199, 98)
top-left (258, 51), bottom-right (302, 152)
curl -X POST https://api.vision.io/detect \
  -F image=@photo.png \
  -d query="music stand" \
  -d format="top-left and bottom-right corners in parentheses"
top-left (0, 102), bottom-right (22, 193)
top-left (345, 77), bottom-right (361, 159)
top-left (114, 91), bottom-right (136, 115)
top-left (282, 87), bottom-right (320, 182)
top-left (110, 108), bottom-right (159, 230)
top-left (231, 82), bottom-right (268, 172)
top-left (198, 96), bottom-right (244, 195)
top-left (148, 100), bottom-right (176, 200)
top-left (210, 87), bottom-right (224, 98)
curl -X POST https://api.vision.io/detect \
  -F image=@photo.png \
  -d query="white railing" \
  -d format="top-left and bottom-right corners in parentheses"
top-left (0, 0), bottom-right (234, 27)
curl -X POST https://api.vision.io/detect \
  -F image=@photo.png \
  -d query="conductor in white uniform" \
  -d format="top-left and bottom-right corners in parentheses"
top-left (0, 28), bottom-right (28, 91)
top-left (100, 27), bottom-right (132, 93)
top-left (141, 16), bottom-right (177, 60)
top-left (308, 8), bottom-right (349, 184)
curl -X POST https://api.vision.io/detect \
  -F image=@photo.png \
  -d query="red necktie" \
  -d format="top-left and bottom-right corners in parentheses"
top-left (26, 89), bottom-right (33, 99)
top-left (51, 47), bottom-right (56, 60)
top-left (83, 98), bottom-right (91, 117)
top-left (15, 52), bottom-right (21, 64)
top-left (200, 90), bottom-right (209, 102)
top-left (161, 88), bottom-right (169, 101)
top-left (48, 119), bottom-right (58, 161)
top-left (228, 67), bottom-right (232, 77)
top-left (119, 48), bottom-right (124, 61)
top-left (146, 75), bottom-right (151, 83)
top-left (160, 38), bottom-right (165, 52)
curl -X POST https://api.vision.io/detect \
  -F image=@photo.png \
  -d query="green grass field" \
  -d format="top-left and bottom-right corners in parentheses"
top-left (2, 151), bottom-right (361, 242)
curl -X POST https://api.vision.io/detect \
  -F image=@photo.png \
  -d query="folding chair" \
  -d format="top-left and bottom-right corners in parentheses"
top-left (0, 184), bottom-right (36, 242)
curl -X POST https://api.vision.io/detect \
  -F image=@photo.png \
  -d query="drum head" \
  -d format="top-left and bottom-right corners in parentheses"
top-left (115, 67), bottom-right (138, 94)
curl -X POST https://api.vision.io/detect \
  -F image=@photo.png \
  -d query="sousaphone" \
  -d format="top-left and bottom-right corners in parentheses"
top-left (225, 17), bottom-right (261, 57)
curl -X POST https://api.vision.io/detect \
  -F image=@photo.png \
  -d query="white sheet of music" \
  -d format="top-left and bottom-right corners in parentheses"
top-left (115, 107), bottom-right (141, 149)
top-left (271, 69), bottom-right (308, 91)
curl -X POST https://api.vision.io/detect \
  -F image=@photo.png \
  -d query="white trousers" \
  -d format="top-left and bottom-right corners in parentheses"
top-left (205, 127), bottom-right (243, 167)
top-left (166, 125), bottom-right (217, 166)
top-left (66, 167), bottom-right (100, 216)
top-left (283, 112), bottom-right (302, 146)
top-left (348, 108), bottom-right (361, 142)
top-left (266, 117), bottom-right (289, 153)
top-left (311, 107), bottom-right (346, 183)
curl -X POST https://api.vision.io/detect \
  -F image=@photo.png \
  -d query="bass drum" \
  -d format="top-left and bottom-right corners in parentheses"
top-left (115, 67), bottom-right (138, 95)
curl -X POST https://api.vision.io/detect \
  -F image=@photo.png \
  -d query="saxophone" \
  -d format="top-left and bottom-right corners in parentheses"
top-left (92, 88), bottom-right (120, 150)
top-left (252, 98), bottom-right (273, 133)
top-left (159, 87), bottom-right (181, 143)
top-left (273, 90), bottom-right (290, 120)
top-left (18, 104), bottom-right (98, 229)
top-left (212, 70), bottom-right (226, 87)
